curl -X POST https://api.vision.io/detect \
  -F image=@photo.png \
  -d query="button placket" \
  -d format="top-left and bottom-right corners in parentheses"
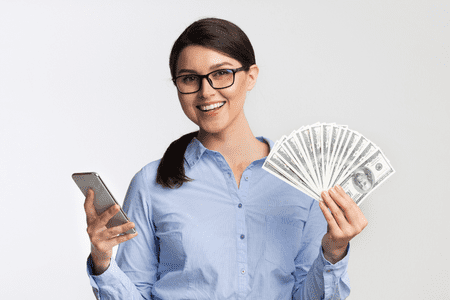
top-left (235, 166), bottom-right (252, 296)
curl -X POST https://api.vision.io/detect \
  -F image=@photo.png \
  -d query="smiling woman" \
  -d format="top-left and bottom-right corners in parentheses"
top-left (83, 17), bottom-right (367, 300)
top-left (157, 18), bottom-right (261, 189)
top-left (175, 45), bottom-right (258, 139)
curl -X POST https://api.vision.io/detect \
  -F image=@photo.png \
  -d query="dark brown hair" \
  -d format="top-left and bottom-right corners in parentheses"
top-left (156, 18), bottom-right (256, 188)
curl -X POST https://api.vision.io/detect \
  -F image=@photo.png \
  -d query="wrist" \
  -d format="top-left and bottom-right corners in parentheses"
top-left (91, 254), bottom-right (111, 275)
top-left (90, 245), bottom-right (112, 275)
top-left (322, 245), bottom-right (348, 264)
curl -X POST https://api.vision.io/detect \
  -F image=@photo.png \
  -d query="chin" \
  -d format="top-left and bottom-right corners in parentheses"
top-left (198, 124), bottom-right (227, 135)
top-left (194, 116), bottom-right (228, 134)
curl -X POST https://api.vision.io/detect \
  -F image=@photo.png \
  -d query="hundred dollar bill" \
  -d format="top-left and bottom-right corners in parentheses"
top-left (329, 130), bottom-right (360, 187)
top-left (321, 123), bottom-right (333, 184)
top-left (298, 127), bottom-right (321, 190)
top-left (285, 132), bottom-right (319, 192)
top-left (293, 130), bottom-right (320, 189)
top-left (263, 144), bottom-right (320, 200)
top-left (337, 149), bottom-right (395, 205)
top-left (341, 141), bottom-right (378, 181)
top-left (330, 133), bottom-right (368, 187)
top-left (310, 124), bottom-right (324, 190)
top-left (325, 125), bottom-right (340, 182)
top-left (280, 141), bottom-right (317, 190)
top-left (267, 137), bottom-right (320, 197)
top-left (325, 127), bottom-right (347, 188)
top-left (263, 122), bottom-right (394, 205)
top-left (275, 136), bottom-right (315, 189)
top-left (262, 160), bottom-right (318, 200)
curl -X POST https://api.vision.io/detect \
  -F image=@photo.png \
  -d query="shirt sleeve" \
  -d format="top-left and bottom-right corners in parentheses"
top-left (86, 169), bottom-right (159, 300)
top-left (292, 200), bottom-right (351, 300)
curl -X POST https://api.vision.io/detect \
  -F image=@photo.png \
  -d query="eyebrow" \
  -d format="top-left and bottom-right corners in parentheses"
top-left (177, 62), bottom-right (235, 76)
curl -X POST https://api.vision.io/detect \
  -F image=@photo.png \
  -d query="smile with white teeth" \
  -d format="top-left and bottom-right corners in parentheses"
top-left (198, 101), bottom-right (226, 112)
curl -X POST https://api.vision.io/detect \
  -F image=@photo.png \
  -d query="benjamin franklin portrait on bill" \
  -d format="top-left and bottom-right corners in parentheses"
top-left (352, 167), bottom-right (374, 193)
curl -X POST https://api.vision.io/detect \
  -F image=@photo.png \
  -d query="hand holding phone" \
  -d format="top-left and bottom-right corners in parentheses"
top-left (85, 188), bottom-right (137, 274)
top-left (73, 172), bottom-right (138, 275)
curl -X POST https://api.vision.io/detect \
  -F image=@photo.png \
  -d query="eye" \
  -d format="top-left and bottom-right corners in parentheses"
top-left (211, 69), bottom-right (232, 79)
top-left (181, 75), bottom-right (199, 84)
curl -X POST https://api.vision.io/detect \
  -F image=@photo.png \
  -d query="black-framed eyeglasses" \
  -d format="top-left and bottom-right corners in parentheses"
top-left (173, 66), bottom-right (247, 94)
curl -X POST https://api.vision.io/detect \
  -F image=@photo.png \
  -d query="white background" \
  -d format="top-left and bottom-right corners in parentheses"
top-left (1, 1), bottom-right (449, 299)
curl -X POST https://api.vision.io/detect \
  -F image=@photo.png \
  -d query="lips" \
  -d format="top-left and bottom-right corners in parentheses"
top-left (197, 101), bottom-right (226, 112)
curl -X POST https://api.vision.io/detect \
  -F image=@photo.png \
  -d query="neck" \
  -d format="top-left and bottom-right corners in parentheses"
top-left (196, 111), bottom-right (268, 165)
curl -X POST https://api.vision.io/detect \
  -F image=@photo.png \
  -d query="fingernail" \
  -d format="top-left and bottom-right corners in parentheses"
top-left (337, 185), bottom-right (343, 191)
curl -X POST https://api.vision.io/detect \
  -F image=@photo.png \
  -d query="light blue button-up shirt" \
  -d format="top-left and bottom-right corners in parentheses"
top-left (87, 137), bottom-right (351, 299)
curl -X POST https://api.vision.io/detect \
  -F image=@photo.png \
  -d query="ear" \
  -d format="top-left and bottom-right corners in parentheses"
top-left (246, 64), bottom-right (259, 91)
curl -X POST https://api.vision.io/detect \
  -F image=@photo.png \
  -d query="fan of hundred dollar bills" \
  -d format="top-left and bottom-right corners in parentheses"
top-left (263, 123), bottom-right (395, 206)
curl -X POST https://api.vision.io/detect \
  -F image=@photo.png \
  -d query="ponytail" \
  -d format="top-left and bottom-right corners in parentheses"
top-left (156, 131), bottom-right (199, 188)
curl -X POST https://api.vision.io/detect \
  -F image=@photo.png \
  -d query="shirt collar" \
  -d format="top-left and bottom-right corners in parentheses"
top-left (184, 136), bottom-right (274, 168)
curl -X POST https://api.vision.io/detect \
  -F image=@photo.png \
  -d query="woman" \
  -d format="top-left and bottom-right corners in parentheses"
top-left (84, 18), bottom-right (367, 299)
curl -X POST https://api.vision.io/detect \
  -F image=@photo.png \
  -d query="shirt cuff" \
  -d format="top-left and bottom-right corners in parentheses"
top-left (320, 244), bottom-right (350, 269)
top-left (86, 254), bottom-right (122, 298)
top-left (319, 244), bottom-right (351, 298)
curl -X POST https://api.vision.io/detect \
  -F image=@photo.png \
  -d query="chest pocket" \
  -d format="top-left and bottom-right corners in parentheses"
top-left (265, 206), bottom-right (308, 273)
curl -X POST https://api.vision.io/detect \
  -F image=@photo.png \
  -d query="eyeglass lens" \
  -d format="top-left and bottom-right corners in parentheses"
top-left (176, 69), bottom-right (235, 94)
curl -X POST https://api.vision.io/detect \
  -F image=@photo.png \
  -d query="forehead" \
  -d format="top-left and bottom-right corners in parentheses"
top-left (176, 45), bottom-right (239, 73)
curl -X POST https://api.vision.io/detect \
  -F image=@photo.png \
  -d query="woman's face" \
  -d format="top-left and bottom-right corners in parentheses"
top-left (175, 45), bottom-right (258, 134)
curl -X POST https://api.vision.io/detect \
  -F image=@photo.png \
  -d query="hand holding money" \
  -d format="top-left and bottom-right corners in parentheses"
top-left (319, 185), bottom-right (368, 264)
top-left (263, 122), bottom-right (394, 263)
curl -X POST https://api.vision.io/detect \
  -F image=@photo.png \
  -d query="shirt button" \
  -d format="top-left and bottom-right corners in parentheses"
top-left (240, 234), bottom-right (245, 239)
top-left (245, 176), bottom-right (249, 181)
top-left (326, 269), bottom-right (331, 273)
top-left (241, 269), bottom-right (246, 275)
top-left (238, 203), bottom-right (242, 208)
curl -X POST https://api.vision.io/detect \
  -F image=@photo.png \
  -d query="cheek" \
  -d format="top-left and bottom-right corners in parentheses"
top-left (225, 81), bottom-right (247, 103)
top-left (178, 97), bottom-right (196, 118)
top-left (178, 94), bottom-right (192, 108)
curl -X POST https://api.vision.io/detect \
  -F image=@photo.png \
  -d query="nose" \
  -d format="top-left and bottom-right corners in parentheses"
top-left (198, 77), bottom-right (215, 98)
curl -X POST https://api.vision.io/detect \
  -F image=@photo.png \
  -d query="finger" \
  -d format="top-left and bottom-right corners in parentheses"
top-left (318, 195), bottom-right (340, 232)
top-left (104, 222), bottom-right (136, 239)
top-left (334, 185), bottom-right (367, 229)
top-left (332, 185), bottom-right (357, 213)
top-left (92, 225), bottom-right (137, 251)
top-left (84, 188), bottom-right (98, 221)
top-left (97, 204), bottom-right (120, 227)
top-left (323, 189), bottom-right (349, 229)
top-left (105, 232), bottom-right (138, 248)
